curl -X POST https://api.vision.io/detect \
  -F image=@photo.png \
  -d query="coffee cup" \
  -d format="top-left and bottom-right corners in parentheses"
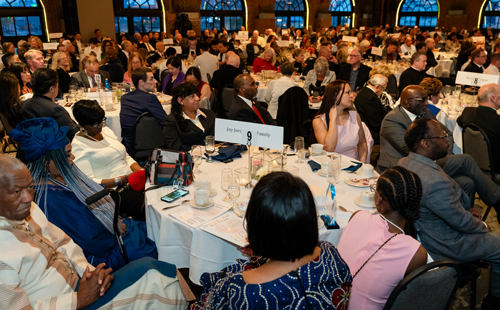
top-left (105, 102), bottom-right (114, 110)
top-left (196, 180), bottom-right (211, 191)
top-left (359, 164), bottom-right (374, 177)
top-left (321, 162), bottom-right (329, 175)
top-left (311, 143), bottom-right (324, 155)
top-left (194, 189), bottom-right (210, 207)
top-left (359, 191), bottom-right (375, 206)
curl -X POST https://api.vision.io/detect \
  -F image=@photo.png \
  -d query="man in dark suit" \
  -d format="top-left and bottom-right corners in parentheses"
top-left (399, 118), bottom-right (500, 310)
top-left (228, 74), bottom-right (274, 125)
top-left (464, 48), bottom-right (487, 73)
top-left (425, 38), bottom-right (438, 70)
top-left (458, 83), bottom-right (500, 172)
top-left (70, 57), bottom-right (111, 90)
top-left (303, 46), bottom-right (340, 77)
top-left (148, 41), bottom-right (167, 65)
top-left (120, 67), bottom-right (166, 154)
top-left (399, 52), bottom-right (429, 94)
top-left (21, 68), bottom-right (77, 140)
top-left (210, 54), bottom-right (243, 113)
top-left (181, 37), bottom-right (201, 58)
top-left (337, 48), bottom-right (371, 92)
top-left (100, 47), bottom-right (125, 83)
top-left (118, 40), bottom-right (133, 71)
top-left (245, 36), bottom-right (263, 67)
top-left (375, 40), bottom-right (401, 62)
top-left (353, 74), bottom-right (389, 163)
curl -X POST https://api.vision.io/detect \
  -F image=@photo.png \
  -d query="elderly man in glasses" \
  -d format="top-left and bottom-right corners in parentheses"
top-left (399, 118), bottom-right (500, 310)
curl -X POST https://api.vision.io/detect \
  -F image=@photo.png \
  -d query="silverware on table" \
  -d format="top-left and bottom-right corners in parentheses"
top-left (162, 200), bottom-right (190, 210)
top-left (339, 205), bottom-right (353, 213)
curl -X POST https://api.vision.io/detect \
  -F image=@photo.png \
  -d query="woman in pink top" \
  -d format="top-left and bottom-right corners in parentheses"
top-left (338, 166), bottom-right (428, 310)
top-left (312, 80), bottom-right (368, 161)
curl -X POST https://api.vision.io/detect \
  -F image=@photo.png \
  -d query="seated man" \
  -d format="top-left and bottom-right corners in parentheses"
top-left (337, 48), bottom-right (371, 92)
top-left (193, 43), bottom-right (219, 83)
top-left (484, 53), bottom-right (500, 76)
top-left (228, 73), bottom-right (274, 125)
top-left (399, 52), bottom-right (429, 94)
top-left (70, 56), bottom-right (111, 91)
top-left (425, 38), bottom-right (438, 70)
top-left (210, 54), bottom-right (242, 115)
top-left (99, 46), bottom-right (124, 83)
top-left (399, 119), bottom-right (500, 310)
top-left (120, 67), bottom-right (166, 154)
top-left (401, 36), bottom-right (416, 56)
top-left (303, 46), bottom-right (340, 77)
top-left (458, 83), bottom-right (500, 173)
top-left (0, 154), bottom-right (193, 309)
top-left (464, 48), bottom-right (486, 73)
top-left (375, 40), bottom-right (401, 62)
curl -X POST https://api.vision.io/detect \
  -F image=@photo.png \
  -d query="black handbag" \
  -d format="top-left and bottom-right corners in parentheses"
top-left (146, 148), bottom-right (194, 188)
top-left (309, 83), bottom-right (325, 97)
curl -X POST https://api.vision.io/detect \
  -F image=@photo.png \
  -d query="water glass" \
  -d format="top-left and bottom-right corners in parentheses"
top-left (228, 182), bottom-right (241, 207)
top-left (294, 136), bottom-right (304, 163)
top-left (327, 154), bottom-right (342, 185)
top-left (221, 168), bottom-right (233, 202)
top-left (235, 168), bottom-right (252, 188)
top-left (205, 136), bottom-right (215, 163)
top-left (191, 145), bottom-right (203, 174)
top-left (453, 85), bottom-right (461, 98)
top-left (282, 144), bottom-right (289, 166)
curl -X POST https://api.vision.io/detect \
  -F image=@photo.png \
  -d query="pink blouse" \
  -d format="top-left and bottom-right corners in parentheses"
top-left (320, 110), bottom-right (360, 160)
top-left (338, 211), bottom-right (421, 310)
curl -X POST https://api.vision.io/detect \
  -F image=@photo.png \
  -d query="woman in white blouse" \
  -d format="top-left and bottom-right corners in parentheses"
top-left (72, 100), bottom-right (145, 220)
top-left (264, 62), bottom-right (302, 119)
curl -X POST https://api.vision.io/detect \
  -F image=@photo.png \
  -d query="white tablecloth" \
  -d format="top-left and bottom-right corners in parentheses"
top-left (145, 153), bottom-right (376, 284)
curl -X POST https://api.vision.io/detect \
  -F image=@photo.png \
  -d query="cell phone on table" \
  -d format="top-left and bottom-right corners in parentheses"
top-left (161, 189), bottom-right (189, 203)
top-left (65, 102), bottom-right (73, 107)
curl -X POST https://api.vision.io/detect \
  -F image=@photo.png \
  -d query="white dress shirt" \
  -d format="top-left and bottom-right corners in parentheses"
top-left (192, 51), bottom-right (219, 83)
top-left (183, 109), bottom-right (206, 132)
top-left (484, 64), bottom-right (500, 76)
top-left (401, 44), bottom-right (416, 56)
top-left (264, 76), bottom-right (298, 119)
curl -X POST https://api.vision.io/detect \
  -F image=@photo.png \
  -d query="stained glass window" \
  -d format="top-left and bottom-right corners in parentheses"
top-left (400, 0), bottom-right (438, 12)
top-left (200, 0), bottom-right (244, 31)
top-left (0, 0), bottom-right (38, 7)
top-left (481, 0), bottom-right (500, 29)
top-left (275, 0), bottom-right (304, 11)
top-left (329, 0), bottom-right (351, 12)
top-left (398, 0), bottom-right (438, 28)
top-left (330, 0), bottom-right (352, 27)
top-left (274, 0), bottom-right (306, 29)
top-left (123, 0), bottom-right (158, 9)
top-left (0, 0), bottom-right (44, 38)
top-left (115, 0), bottom-right (162, 33)
top-left (201, 0), bottom-right (242, 11)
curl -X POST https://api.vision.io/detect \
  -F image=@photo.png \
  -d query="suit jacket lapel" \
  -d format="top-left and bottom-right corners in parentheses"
top-left (397, 105), bottom-right (413, 127)
top-left (82, 71), bottom-right (91, 88)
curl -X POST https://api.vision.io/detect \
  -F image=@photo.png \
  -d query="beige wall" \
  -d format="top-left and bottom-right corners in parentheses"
top-left (76, 0), bottom-right (115, 42)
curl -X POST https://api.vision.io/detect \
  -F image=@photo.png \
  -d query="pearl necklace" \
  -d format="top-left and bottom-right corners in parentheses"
top-left (379, 214), bottom-right (405, 235)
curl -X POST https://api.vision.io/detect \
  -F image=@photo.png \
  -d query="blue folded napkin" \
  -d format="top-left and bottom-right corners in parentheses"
top-left (341, 161), bottom-right (363, 172)
top-left (207, 145), bottom-right (247, 162)
top-left (307, 160), bottom-right (321, 172)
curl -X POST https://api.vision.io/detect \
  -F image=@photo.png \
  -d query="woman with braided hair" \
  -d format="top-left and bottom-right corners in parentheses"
top-left (337, 166), bottom-right (428, 310)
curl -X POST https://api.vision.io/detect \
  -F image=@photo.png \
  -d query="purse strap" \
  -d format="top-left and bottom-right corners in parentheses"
top-left (353, 233), bottom-right (400, 278)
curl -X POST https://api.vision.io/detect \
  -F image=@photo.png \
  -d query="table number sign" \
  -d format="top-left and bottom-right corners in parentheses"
top-left (173, 46), bottom-right (182, 54)
top-left (214, 118), bottom-right (284, 150)
top-left (371, 47), bottom-right (383, 56)
top-left (277, 40), bottom-right (291, 47)
top-left (43, 43), bottom-right (59, 50)
top-left (455, 71), bottom-right (500, 87)
top-left (238, 31), bottom-right (249, 39)
top-left (163, 38), bottom-right (174, 45)
top-left (471, 36), bottom-right (486, 43)
top-left (342, 36), bottom-right (358, 43)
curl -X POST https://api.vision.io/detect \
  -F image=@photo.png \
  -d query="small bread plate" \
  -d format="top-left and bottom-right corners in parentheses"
top-left (190, 198), bottom-right (215, 209)
top-left (354, 197), bottom-right (376, 208)
top-left (317, 170), bottom-right (327, 177)
top-left (344, 172), bottom-right (379, 187)
top-left (209, 188), bottom-right (217, 197)
top-left (318, 216), bottom-right (325, 229)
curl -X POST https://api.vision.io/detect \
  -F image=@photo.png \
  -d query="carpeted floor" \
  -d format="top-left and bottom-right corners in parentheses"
top-left (450, 200), bottom-right (499, 310)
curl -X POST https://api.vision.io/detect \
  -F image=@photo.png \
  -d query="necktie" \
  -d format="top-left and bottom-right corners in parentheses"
top-left (91, 77), bottom-right (97, 88)
top-left (252, 102), bottom-right (265, 124)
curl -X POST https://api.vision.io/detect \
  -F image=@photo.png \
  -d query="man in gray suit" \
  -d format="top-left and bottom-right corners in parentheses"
top-left (399, 118), bottom-right (500, 310)
top-left (69, 57), bottom-right (111, 90)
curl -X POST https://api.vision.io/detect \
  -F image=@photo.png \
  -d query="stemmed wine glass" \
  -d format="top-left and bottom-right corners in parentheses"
top-left (191, 145), bottom-right (203, 174)
top-left (221, 168), bottom-right (233, 202)
top-left (205, 136), bottom-right (215, 163)
top-left (294, 136), bottom-right (304, 163)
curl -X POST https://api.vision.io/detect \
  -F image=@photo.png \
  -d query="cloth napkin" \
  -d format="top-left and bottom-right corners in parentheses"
top-left (208, 145), bottom-right (247, 162)
top-left (342, 161), bottom-right (363, 173)
top-left (307, 160), bottom-right (321, 172)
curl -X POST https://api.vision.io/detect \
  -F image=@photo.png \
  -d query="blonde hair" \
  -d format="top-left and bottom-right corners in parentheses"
top-left (336, 47), bottom-right (349, 64)
top-left (419, 77), bottom-right (443, 97)
top-left (369, 64), bottom-right (392, 78)
top-left (50, 52), bottom-right (70, 71)
top-left (259, 48), bottom-right (276, 66)
top-left (24, 49), bottom-right (43, 62)
top-left (126, 52), bottom-right (146, 76)
top-left (30, 36), bottom-right (43, 50)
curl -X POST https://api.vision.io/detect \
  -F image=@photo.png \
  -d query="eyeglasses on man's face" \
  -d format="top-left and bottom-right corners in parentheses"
top-left (409, 96), bottom-right (429, 103)
top-left (425, 131), bottom-right (450, 141)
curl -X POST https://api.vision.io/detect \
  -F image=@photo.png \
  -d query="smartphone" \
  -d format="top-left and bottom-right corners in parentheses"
top-left (65, 102), bottom-right (74, 107)
top-left (161, 189), bottom-right (189, 203)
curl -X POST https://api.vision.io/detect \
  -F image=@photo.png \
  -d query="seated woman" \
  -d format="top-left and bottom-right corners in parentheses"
top-left (163, 83), bottom-right (215, 152)
top-left (271, 42), bottom-right (289, 67)
top-left (336, 47), bottom-right (349, 65)
top-left (312, 80), bottom-right (368, 161)
top-left (0, 72), bottom-right (24, 134)
top-left (420, 77), bottom-right (443, 106)
top-left (252, 48), bottom-right (277, 73)
top-left (50, 51), bottom-right (72, 94)
top-left (264, 34), bottom-right (277, 50)
top-left (30, 36), bottom-right (46, 57)
top-left (303, 57), bottom-right (336, 103)
top-left (190, 172), bottom-right (352, 309)
top-left (264, 62), bottom-right (299, 119)
top-left (123, 52), bottom-right (145, 84)
top-left (369, 64), bottom-right (397, 109)
top-left (292, 48), bottom-right (307, 75)
top-left (9, 62), bottom-right (33, 95)
top-left (72, 100), bottom-right (145, 220)
top-left (10, 118), bottom-right (158, 271)
top-left (338, 166), bottom-right (427, 309)
top-left (445, 33), bottom-right (461, 52)
top-left (162, 56), bottom-right (185, 95)
top-left (184, 66), bottom-right (211, 101)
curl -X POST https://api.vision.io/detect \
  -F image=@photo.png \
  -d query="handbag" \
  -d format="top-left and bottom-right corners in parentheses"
top-left (309, 83), bottom-right (325, 97)
top-left (146, 148), bottom-right (194, 188)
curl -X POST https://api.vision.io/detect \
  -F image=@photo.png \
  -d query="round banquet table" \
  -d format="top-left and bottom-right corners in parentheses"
top-left (145, 151), bottom-right (378, 285)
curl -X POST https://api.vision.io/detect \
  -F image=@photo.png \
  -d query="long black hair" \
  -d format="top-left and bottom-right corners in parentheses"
top-left (171, 82), bottom-right (199, 132)
top-left (0, 72), bottom-right (23, 130)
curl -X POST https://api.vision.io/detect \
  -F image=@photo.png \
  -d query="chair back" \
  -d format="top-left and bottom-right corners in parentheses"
top-left (462, 123), bottom-right (496, 179)
top-left (207, 73), bottom-right (212, 84)
top-left (132, 112), bottom-right (165, 160)
top-left (222, 85), bottom-right (235, 116)
top-left (276, 86), bottom-right (310, 145)
top-left (361, 122), bottom-right (374, 164)
top-left (160, 69), bottom-right (169, 92)
top-left (383, 260), bottom-right (461, 310)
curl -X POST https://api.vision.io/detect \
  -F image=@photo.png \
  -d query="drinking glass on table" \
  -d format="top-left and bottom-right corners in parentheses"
top-left (228, 182), bottom-right (241, 207)
top-left (294, 136), bottom-right (304, 163)
top-left (453, 85), bottom-right (461, 98)
top-left (327, 153), bottom-right (342, 185)
top-left (221, 168), bottom-right (233, 202)
top-left (191, 145), bottom-right (203, 174)
top-left (235, 168), bottom-right (252, 188)
top-left (205, 136), bottom-right (215, 163)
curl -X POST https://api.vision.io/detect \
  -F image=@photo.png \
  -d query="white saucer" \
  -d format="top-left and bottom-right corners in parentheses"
top-left (354, 197), bottom-right (375, 208)
top-left (190, 198), bottom-right (215, 209)
top-left (316, 170), bottom-right (327, 177)
top-left (318, 216), bottom-right (325, 229)
top-left (210, 188), bottom-right (217, 197)
top-left (310, 150), bottom-right (327, 156)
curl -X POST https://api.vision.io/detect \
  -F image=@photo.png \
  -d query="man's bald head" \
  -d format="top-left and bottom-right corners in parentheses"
top-left (400, 85), bottom-right (429, 116)
top-left (478, 83), bottom-right (500, 110)
top-left (318, 46), bottom-right (332, 58)
top-left (227, 54), bottom-right (240, 67)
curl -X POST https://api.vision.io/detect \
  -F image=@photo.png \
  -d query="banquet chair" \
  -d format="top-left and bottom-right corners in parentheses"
top-left (277, 86), bottom-right (310, 145)
top-left (222, 86), bottom-right (235, 117)
top-left (382, 260), bottom-right (461, 310)
top-left (131, 112), bottom-right (166, 163)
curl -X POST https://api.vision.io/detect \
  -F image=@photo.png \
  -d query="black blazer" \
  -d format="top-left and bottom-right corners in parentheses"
top-left (337, 63), bottom-right (371, 92)
top-left (228, 96), bottom-right (274, 125)
top-left (117, 50), bottom-right (128, 71)
top-left (353, 86), bottom-right (388, 145)
top-left (464, 62), bottom-right (484, 73)
top-left (100, 58), bottom-right (125, 83)
top-left (399, 67), bottom-right (429, 94)
top-left (181, 46), bottom-right (202, 57)
top-left (163, 108), bottom-right (216, 152)
top-left (246, 44), bottom-right (263, 66)
top-left (425, 49), bottom-right (438, 70)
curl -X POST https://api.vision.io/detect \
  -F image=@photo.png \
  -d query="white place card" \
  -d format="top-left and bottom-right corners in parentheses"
top-left (455, 71), bottom-right (500, 86)
top-left (43, 43), bottom-right (59, 50)
top-left (238, 31), bottom-right (249, 39)
top-left (215, 118), bottom-right (284, 150)
top-left (49, 32), bottom-right (63, 39)
top-left (173, 46), bottom-right (182, 54)
top-left (235, 34), bottom-right (248, 41)
top-left (201, 212), bottom-right (248, 247)
top-left (389, 33), bottom-right (400, 39)
top-left (170, 204), bottom-right (230, 228)
top-left (342, 36), bottom-right (357, 43)
top-left (371, 46), bottom-right (383, 56)
top-left (359, 26), bottom-right (365, 31)
top-left (471, 36), bottom-right (486, 43)
top-left (277, 40), bottom-right (291, 47)
top-left (86, 91), bottom-right (112, 103)
top-left (163, 38), bottom-right (173, 45)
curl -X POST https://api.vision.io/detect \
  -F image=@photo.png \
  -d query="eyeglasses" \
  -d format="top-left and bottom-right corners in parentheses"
top-left (370, 184), bottom-right (376, 192)
top-left (92, 117), bottom-right (107, 128)
top-left (349, 54), bottom-right (361, 58)
top-left (425, 131), bottom-right (450, 141)
top-left (409, 96), bottom-right (429, 102)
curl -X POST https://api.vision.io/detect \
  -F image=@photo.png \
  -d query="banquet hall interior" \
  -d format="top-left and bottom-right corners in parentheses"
top-left (2, 0), bottom-right (500, 309)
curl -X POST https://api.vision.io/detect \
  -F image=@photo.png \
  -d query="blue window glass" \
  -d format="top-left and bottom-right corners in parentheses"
top-left (201, 0), bottom-right (243, 11)
top-left (0, 0), bottom-right (38, 7)
top-left (329, 0), bottom-right (352, 12)
top-left (115, 16), bottom-right (128, 33)
top-left (28, 15), bottom-right (41, 35)
top-left (200, 0), bottom-right (244, 31)
top-left (398, 0), bottom-right (438, 28)
top-left (482, 1), bottom-right (500, 29)
top-left (124, 0), bottom-right (158, 9)
top-left (275, 0), bottom-right (304, 11)
top-left (224, 16), bottom-right (243, 31)
top-left (276, 16), bottom-right (288, 30)
top-left (14, 16), bottom-right (29, 36)
top-left (1, 15), bottom-right (41, 36)
top-left (151, 16), bottom-right (160, 32)
top-left (401, 0), bottom-right (438, 12)
top-left (1, 17), bottom-right (16, 36)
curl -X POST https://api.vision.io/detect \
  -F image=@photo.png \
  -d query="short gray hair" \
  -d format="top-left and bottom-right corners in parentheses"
top-left (478, 83), bottom-right (500, 104)
top-left (24, 50), bottom-right (43, 61)
top-left (368, 74), bottom-right (388, 87)
top-left (314, 56), bottom-right (329, 73)
top-left (0, 154), bottom-right (26, 174)
top-left (280, 62), bottom-right (295, 76)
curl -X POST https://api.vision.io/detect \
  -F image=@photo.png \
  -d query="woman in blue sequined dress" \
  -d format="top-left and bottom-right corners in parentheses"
top-left (190, 172), bottom-right (352, 309)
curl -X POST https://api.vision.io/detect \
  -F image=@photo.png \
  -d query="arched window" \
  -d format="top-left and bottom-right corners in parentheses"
top-left (114, 0), bottom-right (163, 35)
top-left (397, 0), bottom-right (439, 29)
top-left (0, 0), bottom-right (46, 41)
top-left (275, 0), bottom-right (306, 30)
top-left (329, 0), bottom-right (353, 27)
top-left (480, 0), bottom-right (500, 29)
top-left (200, 0), bottom-right (245, 32)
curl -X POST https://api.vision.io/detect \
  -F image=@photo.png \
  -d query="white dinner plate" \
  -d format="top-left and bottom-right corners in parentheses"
top-left (344, 171), bottom-right (380, 187)
top-left (190, 198), bottom-right (214, 209)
